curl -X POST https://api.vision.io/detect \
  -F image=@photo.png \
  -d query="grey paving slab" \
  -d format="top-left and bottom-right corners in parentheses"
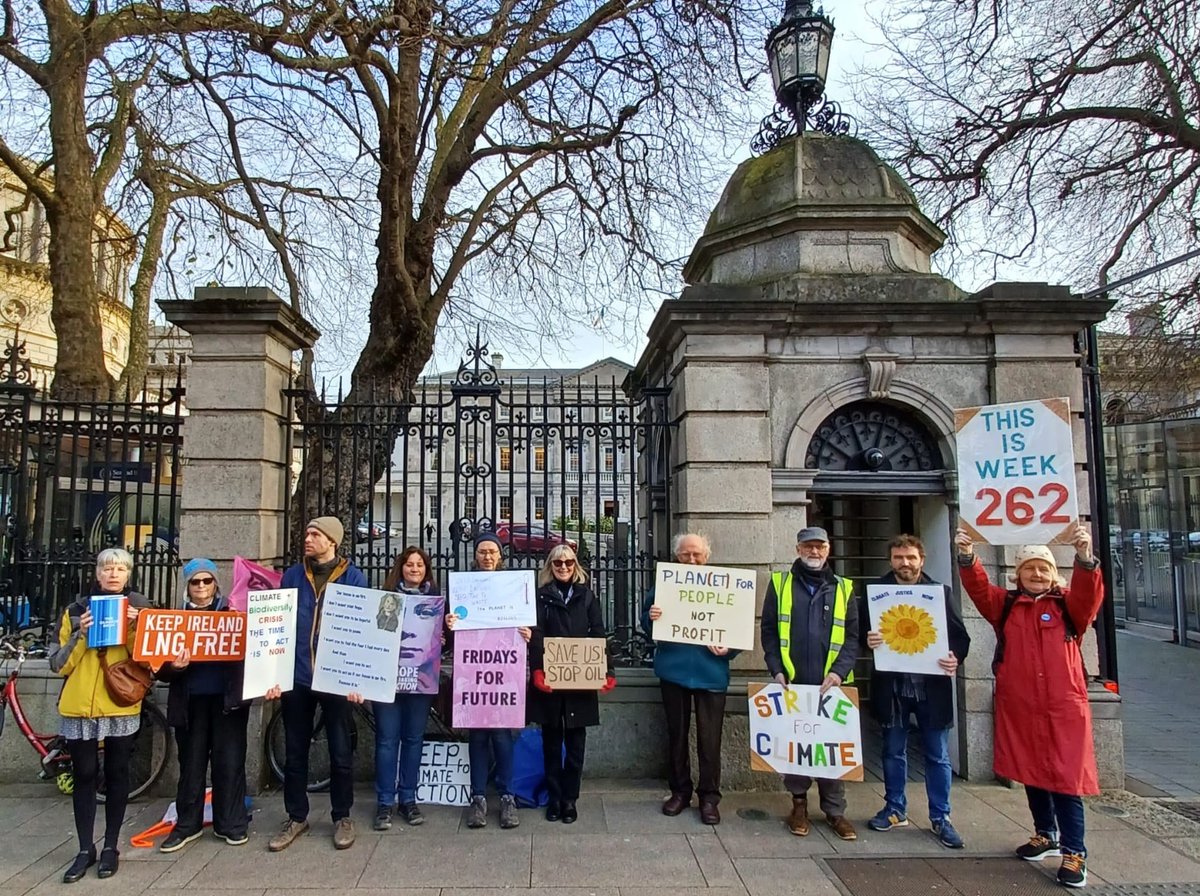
top-left (22, 853), bottom-right (169, 896)
top-left (733, 858), bottom-right (841, 896)
top-left (136, 836), bottom-right (226, 888)
top-left (600, 796), bottom-right (712, 835)
top-left (618, 889), bottom-right (748, 896)
top-left (686, 833), bottom-right (741, 887)
top-left (0, 834), bottom-right (71, 887)
top-left (0, 838), bottom-right (77, 893)
top-left (441, 890), bottom-right (615, 896)
top-left (185, 832), bottom-right (381, 889)
top-left (360, 832), bottom-right (530, 888)
top-left (531, 833), bottom-right (704, 888)
top-left (1085, 828), bottom-right (1200, 884)
top-left (715, 826), bottom-right (832, 859)
top-left (0, 800), bottom-right (58, 836)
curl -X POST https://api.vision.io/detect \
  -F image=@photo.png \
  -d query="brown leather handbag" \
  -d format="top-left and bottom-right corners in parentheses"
top-left (98, 648), bottom-right (153, 707)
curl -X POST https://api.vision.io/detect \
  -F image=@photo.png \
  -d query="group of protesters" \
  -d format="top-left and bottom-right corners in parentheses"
top-left (50, 515), bottom-right (1104, 889)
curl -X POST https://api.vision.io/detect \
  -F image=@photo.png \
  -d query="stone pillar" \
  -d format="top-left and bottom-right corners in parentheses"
top-left (161, 286), bottom-right (319, 791)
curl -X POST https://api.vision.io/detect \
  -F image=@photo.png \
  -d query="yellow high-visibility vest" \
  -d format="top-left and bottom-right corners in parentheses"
top-left (771, 571), bottom-right (854, 683)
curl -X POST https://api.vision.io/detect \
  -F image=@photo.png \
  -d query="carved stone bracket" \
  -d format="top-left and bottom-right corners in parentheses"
top-left (862, 351), bottom-right (899, 399)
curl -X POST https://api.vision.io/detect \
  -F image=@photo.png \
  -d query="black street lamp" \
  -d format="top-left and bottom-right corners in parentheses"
top-left (752, 0), bottom-right (855, 154)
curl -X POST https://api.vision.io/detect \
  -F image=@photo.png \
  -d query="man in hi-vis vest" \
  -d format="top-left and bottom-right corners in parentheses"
top-left (761, 526), bottom-right (860, 842)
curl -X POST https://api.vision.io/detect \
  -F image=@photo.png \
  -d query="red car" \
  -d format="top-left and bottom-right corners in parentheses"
top-left (493, 523), bottom-right (577, 556)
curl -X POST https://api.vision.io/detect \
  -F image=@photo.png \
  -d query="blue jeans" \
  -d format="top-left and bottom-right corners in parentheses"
top-left (468, 729), bottom-right (516, 798)
top-left (880, 695), bottom-right (953, 822)
top-left (1026, 785), bottom-right (1087, 856)
top-left (373, 693), bottom-right (435, 807)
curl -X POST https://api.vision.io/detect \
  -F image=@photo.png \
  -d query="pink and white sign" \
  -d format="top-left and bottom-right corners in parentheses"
top-left (452, 628), bottom-right (526, 729)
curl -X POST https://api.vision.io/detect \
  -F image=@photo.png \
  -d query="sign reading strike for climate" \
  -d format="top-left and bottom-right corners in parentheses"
top-left (653, 562), bottom-right (757, 650)
top-left (747, 682), bottom-right (864, 782)
top-left (955, 397), bottom-right (1078, 545)
top-left (132, 609), bottom-right (247, 670)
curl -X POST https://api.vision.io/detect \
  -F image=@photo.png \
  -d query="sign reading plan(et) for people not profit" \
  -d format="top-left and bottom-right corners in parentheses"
top-left (748, 682), bottom-right (863, 782)
top-left (653, 562), bottom-right (756, 650)
top-left (865, 584), bottom-right (949, 676)
top-left (956, 397), bottom-right (1078, 545)
top-left (447, 570), bottom-right (536, 630)
top-left (242, 588), bottom-right (298, 700)
top-left (311, 584), bottom-right (404, 703)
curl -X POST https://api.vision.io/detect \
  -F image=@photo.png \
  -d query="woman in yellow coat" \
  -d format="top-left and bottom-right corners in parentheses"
top-left (49, 548), bottom-right (149, 883)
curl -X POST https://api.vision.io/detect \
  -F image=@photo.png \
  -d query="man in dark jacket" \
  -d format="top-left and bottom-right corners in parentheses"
top-left (761, 526), bottom-right (859, 842)
top-left (266, 516), bottom-right (368, 853)
top-left (862, 534), bottom-right (970, 848)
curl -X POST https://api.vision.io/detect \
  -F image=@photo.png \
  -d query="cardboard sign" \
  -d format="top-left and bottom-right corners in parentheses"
top-left (447, 570), bottom-right (537, 630)
top-left (543, 637), bottom-right (607, 690)
top-left (416, 741), bottom-right (471, 806)
top-left (652, 562), bottom-right (757, 650)
top-left (132, 609), bottom-right (247, 670)
top-left (955, 397), bottom-right (1078, 545)
top-left (242, 588), bottom-right (298, 700)
top-left (748, 682), bottom-right (863, 782)
top-left (452, 628), bottom-right (526, 728)
top-left (87, 595), bottom-right (127, 648)
top-left (865, 584), bottom-right (950, 675)
top-left (311, 584), bottom-right (405, 702)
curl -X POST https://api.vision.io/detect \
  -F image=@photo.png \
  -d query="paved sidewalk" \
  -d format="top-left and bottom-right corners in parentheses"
top-left (3, 778), bottom-right (1200, 896)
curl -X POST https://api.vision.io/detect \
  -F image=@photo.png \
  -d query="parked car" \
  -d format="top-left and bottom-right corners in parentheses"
top-left (493, 522), bottom-right (577, 556)
top-left (356, 521), bottom-right (387, 540)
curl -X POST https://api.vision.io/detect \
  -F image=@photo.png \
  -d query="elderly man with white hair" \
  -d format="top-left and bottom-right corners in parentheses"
top-left (640, 533), bottom-right (738, 825)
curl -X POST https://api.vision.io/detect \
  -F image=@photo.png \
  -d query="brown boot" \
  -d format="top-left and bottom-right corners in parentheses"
top-left (827, 815), bottom-right (858, 841)
top-left (787, 797), bottom-right (811, 836)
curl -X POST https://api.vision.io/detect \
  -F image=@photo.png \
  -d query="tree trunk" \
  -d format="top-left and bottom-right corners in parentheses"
top-left (116, 185), bottom-right (168, 397)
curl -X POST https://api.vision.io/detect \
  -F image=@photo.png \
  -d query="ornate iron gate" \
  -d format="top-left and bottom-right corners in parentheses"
top-left (282, 336), bottom-right (673, 665)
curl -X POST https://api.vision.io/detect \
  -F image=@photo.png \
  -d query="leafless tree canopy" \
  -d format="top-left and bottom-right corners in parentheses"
top-left (855, 0), bottom-right (1199, 315)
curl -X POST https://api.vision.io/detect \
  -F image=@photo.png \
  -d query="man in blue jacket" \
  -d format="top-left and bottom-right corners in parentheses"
top-left (266, 517), bottom-right (368, 853)
top-left (641, 533), bottom-right (738, 825)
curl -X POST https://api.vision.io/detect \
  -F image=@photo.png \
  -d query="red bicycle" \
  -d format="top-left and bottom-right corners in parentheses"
top-left (0, 633), bottom-right (170, 799)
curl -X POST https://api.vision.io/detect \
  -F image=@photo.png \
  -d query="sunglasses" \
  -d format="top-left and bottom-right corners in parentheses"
top-left (551, 559), bottom-right (576, 568)
top-left (189, 576), bottom-right (215, 586)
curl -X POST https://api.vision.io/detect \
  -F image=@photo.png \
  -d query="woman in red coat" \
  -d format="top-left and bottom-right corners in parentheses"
top-left (956, 523), bottom-right (1102, 890)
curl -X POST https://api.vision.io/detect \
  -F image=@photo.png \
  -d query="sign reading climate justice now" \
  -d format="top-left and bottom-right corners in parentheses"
top-left (653, 562), bottom-right (756, 650)
top-left (748, 682), bottom-right (864, 781)
top-left (956, 397), bottom-right (1078, 545)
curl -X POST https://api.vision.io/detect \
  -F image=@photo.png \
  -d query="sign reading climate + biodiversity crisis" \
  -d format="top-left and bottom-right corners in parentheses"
top-left (864, 584), bottom-right (949, 675)
top-left (653, 562), bottom-right (756, 650)
top-left (747, 682), bottom-right (864, 781)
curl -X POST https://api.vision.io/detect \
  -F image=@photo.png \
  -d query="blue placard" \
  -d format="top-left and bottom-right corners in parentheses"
top-left (87, 595), bottom-right (127, 648)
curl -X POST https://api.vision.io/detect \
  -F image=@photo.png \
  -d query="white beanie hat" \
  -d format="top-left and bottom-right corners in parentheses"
top-left (1009, 544), bottom-right (1065, 587)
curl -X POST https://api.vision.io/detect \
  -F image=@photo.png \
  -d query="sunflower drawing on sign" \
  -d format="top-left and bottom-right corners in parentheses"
top-left (878, 605), bottom-right (938, 655)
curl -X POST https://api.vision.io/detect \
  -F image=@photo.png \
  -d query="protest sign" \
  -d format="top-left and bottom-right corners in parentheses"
top-left (447, 570), bottom-right (536, 630)
top-left (652, 562), bottom-right (756, 650)
top-left (396, 595), bottom-right (444, 695)
top-left (543, 637), bottom-right (607, 690)
top-left (956, 397), bottom-right (1078, 545)
top-left (312, 584), bottom-right (405, 702)
top-left (132, 610), bottom-right (247, 670)
top-left (452, 627), bottom-right (526, 728)
top-left (416, 741), bottom-right (471, 806)
top-left (87, 595), bottom-right (127, 648)
top-left (864, 584), bottom-right (949, 675)
top-left (242, 588), bottom-right (297, 700)
top-left (228, 556), bottom-right (282, 613)
top-left (748, 682), bottom-right (863, 781)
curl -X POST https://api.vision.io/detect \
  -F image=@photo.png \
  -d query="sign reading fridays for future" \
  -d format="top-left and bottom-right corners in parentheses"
top-left (955, 397), bottom-right (1078, 545)
top-left (653, 562), bottom-right (756, 651)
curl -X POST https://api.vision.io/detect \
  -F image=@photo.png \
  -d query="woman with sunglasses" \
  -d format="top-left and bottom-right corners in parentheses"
top-left (155, 559), bottom-right (250, 854)
top-left (528, 544), bottom-right (615, 823)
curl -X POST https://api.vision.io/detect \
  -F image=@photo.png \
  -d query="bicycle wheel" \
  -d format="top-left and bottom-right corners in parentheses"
top-left (96, 700), bottom-right (171, 803)
top-left (267, 704), bottom-right (359, 793)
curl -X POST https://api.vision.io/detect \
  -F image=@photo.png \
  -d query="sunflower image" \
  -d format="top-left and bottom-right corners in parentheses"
top-left (878, 604), bottom-right (938, 655)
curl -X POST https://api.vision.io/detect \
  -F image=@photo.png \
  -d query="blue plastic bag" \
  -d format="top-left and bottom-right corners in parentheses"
top-left (511, 727), bottom-right (549, 808)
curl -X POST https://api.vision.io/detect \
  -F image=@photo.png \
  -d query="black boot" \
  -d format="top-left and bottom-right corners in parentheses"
top-left (545, 801), bottom-right (562, 822)
top-left (63, 849), bottom-right (96, 884)
top-left (97, 848), bottom-right (119, 879)
top-left (561, 800), bottom-right (578, 824)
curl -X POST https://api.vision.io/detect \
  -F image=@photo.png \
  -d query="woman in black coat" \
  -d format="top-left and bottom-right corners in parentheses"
top-left (528, 544), bottom-right (615, 823)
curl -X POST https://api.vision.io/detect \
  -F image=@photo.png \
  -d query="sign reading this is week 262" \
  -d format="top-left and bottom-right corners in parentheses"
top-left (955, 397), bottom-right (1078, 545)
top-left (653, 563), bottom-right (756, 651)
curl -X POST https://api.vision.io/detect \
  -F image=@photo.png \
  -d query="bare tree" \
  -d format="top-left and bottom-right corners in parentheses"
top-left (854, 0), bottom-right (1199, 308)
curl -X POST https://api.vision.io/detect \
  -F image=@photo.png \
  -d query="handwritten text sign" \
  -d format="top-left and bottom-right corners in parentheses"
top-left (312, 584), bottom-right (404, 702)
top-left (956, 397), bottom-right (1078, 545)
top-left (447, 570), bottom-right (536, 630)
top-left (417, 741), bottom-right (471, 806)
top-left (653, 563), bottom-right (756, 650)
top-left (865, 584), bottom-right (949, 676)
top-left (132, 609), bottom-right (247, 670)
top-left (543, 637), bottom-right (607, 690)
top-left (748, 682), bottom-right (863, 781)
top-left (242, 589), bottom-right (297, 700)
top-left (452, 628), bottom-right (526, 728)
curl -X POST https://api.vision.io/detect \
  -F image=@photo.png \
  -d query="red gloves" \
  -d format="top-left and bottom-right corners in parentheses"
top-left (600, 674), bottom-right (617, 693)
top-left (532, 669), bottom-right (553, 693)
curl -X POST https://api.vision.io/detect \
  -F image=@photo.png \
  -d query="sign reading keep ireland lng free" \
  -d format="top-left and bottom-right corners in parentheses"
top-left (653, 562), bottom-right (756, 651)
top-left (748, 682), bottom-right (863, 781)
top-left (955, 397), bottom-right (1078, 545)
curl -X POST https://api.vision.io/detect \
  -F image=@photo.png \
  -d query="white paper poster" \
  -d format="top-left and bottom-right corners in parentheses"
top-left (416, 741), bottom-right (471, 806)
top-left (748, 682), bottom-right (864, 781)
top-left (311, 584), bottom-right (404, 702)
top-left (652, 562), bottom-right (757, 650)
top-left (447, 570), bottom-right (537, 630)
top-left (865, 584), bottom-right (950, 675)
top-left (242, 588), bottom-right (298, 700)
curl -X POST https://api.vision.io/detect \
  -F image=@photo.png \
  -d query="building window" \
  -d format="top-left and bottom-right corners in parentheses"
top-left (463, 494), bottom-right (477, 520)
top-left (534, 446), bottom-right (546, 472)
top-left (567, 448), bottom-right (581, 473)
top-left (569, 496), bottom-right (581, 519)
top-left (498, 405), bottom-right (510, 422)
top-left (428, 448), bottom-right (439, 471)
top-left (534, 495), bottom-right (546, 521)
top-left (499, 444), bottom-right (511, 472)
top-left (499, 495), bottom-right (512, 521)
top-left (530, 405), bottom-right (544, 421)
top-left (603, 445), bottom-right (615, 473)
top-left (599, 406), bottom-right (614, 422)
top-left (428, 495), bottom-right (440, 520)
